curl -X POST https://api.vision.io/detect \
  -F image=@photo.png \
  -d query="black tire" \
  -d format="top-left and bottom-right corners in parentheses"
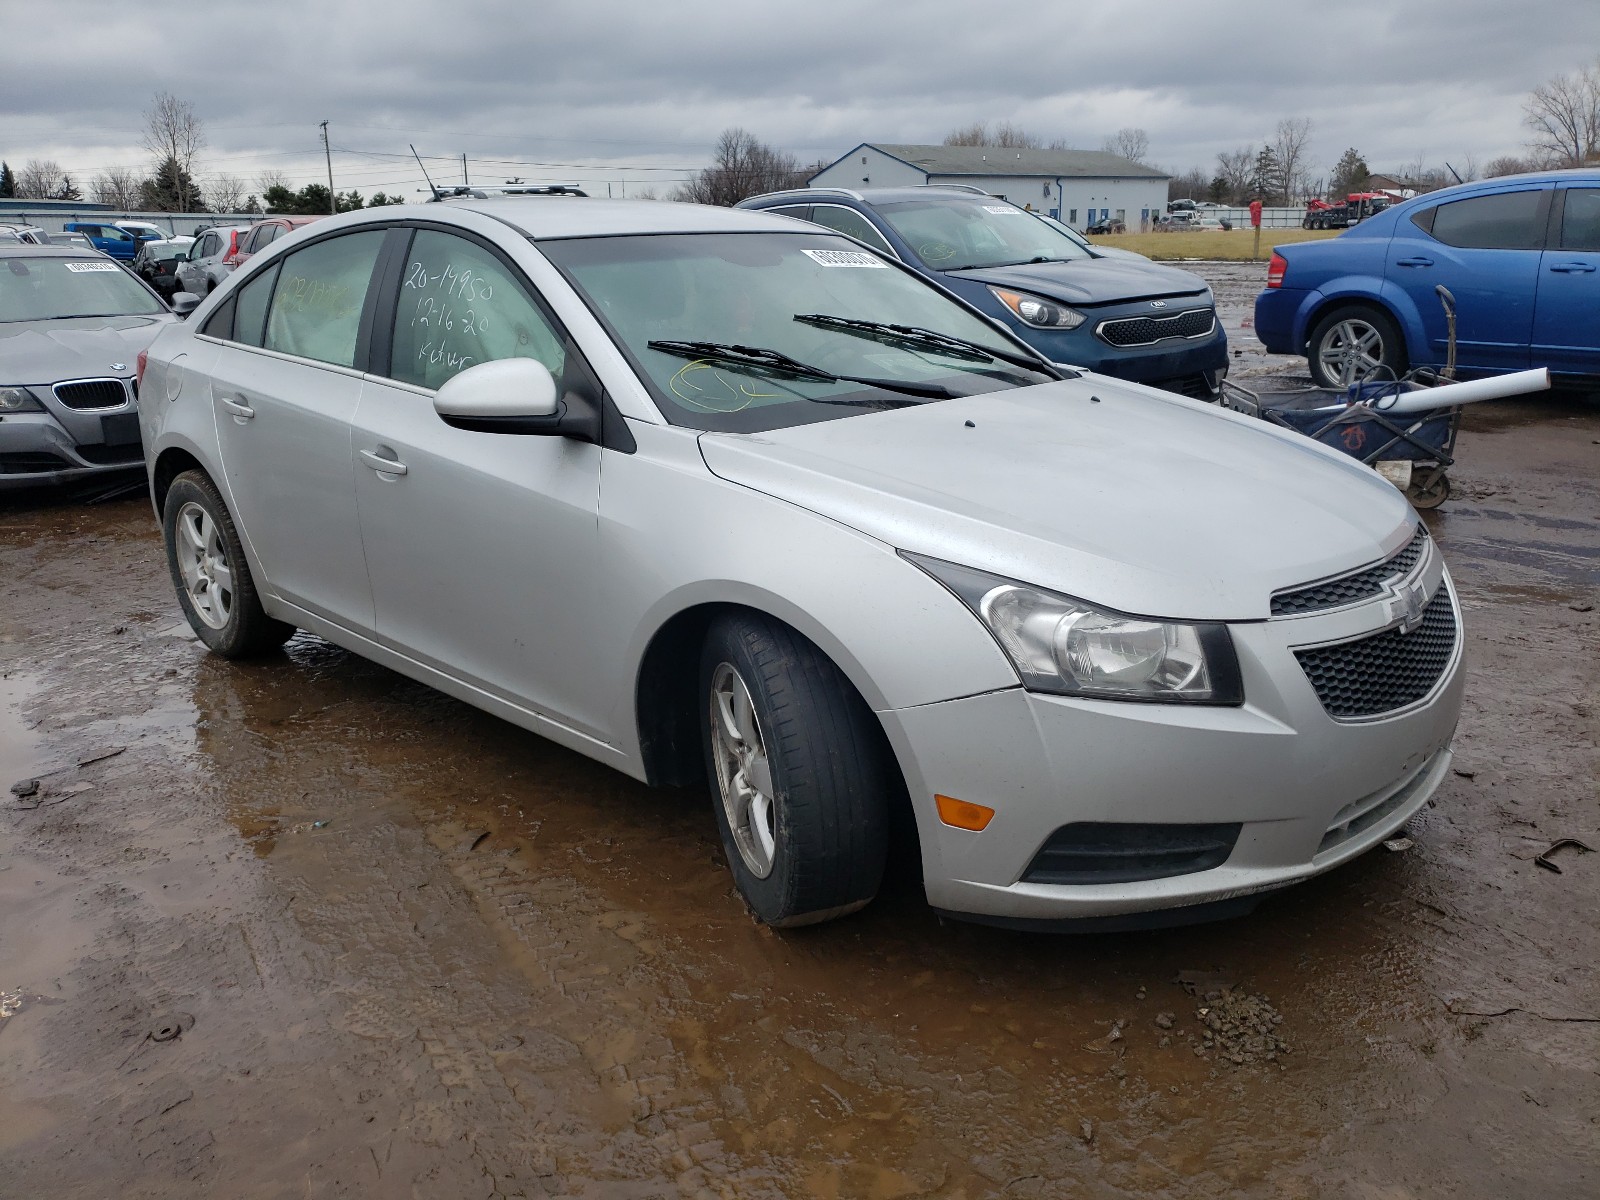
top-left (1307, 304), bottom-right (1407, 389)
top-left (699, 612), bottom-right (891, 927)
top-left (162, 470), bottom-right (294, 657)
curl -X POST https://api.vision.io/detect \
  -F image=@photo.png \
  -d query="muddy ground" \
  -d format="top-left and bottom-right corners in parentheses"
top-left (2, 267), bottom-right (1596, 1198)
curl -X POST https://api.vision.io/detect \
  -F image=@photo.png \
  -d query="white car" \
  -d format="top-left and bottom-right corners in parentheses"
top-left (174, 225), bottom-right (249, 295)
top-left (139, 199), bottom-right (1464, 930)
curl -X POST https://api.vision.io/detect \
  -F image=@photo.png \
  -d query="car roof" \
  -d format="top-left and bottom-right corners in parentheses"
top-left (742, 186), bottom-right (1006, 208)
top-left (0, 243), bottom-right (103, 259)
top-left (347, 198), bottom-right (807, 240)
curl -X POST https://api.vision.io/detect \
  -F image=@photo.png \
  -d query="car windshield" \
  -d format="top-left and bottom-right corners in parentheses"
top-left (0, 256), bottom-right (165, 321)
top-left (872, 198), bottom-right (1095, 271)
top-left (542, 232), bottom-right (1055, 432)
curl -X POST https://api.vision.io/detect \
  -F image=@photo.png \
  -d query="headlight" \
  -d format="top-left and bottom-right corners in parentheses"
top-left (0, 386), bottom-right (43, 412)
top-left (905, 554), bottom-right (1243, 704)
top-left (989, 287), bottom-right (1085, 330)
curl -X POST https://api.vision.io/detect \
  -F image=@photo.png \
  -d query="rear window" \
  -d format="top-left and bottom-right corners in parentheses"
top-left (1422, 190), bottom-right (1546, 250)
top-left (0, 256), bottom-right (165, 322)
top-left (1559, 188), bottom-right (1600, 251)
top-left (263, 231), bottom-right (385, 367)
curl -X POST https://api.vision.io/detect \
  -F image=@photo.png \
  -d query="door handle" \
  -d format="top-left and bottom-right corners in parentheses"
top-left (1548, 262), bottom-right (1596, 273)
top-left (219, 395), bottom-right (254, 420)
top-left (360, 449), bottom-right (408, 476)
top-left (1395, 257), bottom-right (1434, 267)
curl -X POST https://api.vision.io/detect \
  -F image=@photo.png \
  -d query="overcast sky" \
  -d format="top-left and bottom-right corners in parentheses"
top-left (5, 0), bottom-right (1596, 201)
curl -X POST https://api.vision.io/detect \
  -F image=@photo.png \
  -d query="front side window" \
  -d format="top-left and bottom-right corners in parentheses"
top-left (195, 233), bottom-right (218, 259)
top-left (806, 206), bottom-right (895, 256)
top-left (873, 197), bottom-right (1093, 269)
top-left (0, 256), bottom-right (165, 322)
top-left (1559, 188), bottom-right (1600, 251)
top-left (543, 231), bottom-right (1053, 433)
top-left (388, 229), bottom-right (566, 389)
top-left (1425, 190), bottom-right (1546, 250)
top-left (264, 230), bottom-right (385, 367)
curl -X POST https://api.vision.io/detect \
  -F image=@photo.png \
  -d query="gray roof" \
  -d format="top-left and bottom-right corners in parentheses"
top-left (862, 143), bottom-right (1168, 180)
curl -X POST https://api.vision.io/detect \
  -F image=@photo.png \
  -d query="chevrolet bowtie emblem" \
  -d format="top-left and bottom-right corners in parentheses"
top-left (1392, 578), bottom-right (1428, 634)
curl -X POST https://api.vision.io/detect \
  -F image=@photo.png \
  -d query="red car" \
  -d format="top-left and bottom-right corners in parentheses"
top-left (225, 216), bottom-right (325, 269)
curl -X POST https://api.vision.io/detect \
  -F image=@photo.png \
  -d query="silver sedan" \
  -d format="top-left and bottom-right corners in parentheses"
top-left (138, 199), bottom-right (1463, 930)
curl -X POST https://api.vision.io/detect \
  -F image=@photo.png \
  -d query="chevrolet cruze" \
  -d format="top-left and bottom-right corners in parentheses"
top-left (139, 199), bottom-right (1464, 930)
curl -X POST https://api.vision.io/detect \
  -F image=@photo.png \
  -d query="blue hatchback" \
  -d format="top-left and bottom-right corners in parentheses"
top-left (737, 187), bottom-right (1227, 398)
top-left (1255, 170), bottom-right (1600, 387)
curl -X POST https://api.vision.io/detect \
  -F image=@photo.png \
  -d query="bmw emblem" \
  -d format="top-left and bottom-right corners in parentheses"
top-left (1149, 301), bottom-right (1167, 309)
top-left (110, 362), bottom-right (127, 371)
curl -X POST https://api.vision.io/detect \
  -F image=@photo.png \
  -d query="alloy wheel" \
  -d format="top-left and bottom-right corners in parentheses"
top-left (174, 501), bottom-right (234, 629)
top-left (1318, 318), bottom-right (1387, 387)
top-left (709, 662), bottom-right (778, 878)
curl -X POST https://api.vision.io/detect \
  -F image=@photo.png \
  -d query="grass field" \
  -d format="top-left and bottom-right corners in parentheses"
top-left (1086, 227), bottom-right (1342, 261)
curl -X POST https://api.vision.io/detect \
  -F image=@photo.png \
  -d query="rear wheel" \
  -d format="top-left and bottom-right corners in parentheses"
top-left (162, 470), bottom-right (294, 657)
top-left (699, 612), bottom-right (891, 927)
top-left (1308, 305), bottom-right (1407, 389)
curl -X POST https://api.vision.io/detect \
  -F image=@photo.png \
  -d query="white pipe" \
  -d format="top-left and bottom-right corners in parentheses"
top-left (1366, 368), bottom-right (1551, 415)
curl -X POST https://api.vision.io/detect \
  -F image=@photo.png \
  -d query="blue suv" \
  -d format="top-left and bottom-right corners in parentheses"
top-left (1255, 170), bottom-right (1600, 387)
top-left (737, 187), bottom-right (1227, 398)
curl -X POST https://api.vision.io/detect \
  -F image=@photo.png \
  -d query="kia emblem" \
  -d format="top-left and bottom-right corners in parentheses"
top-left (1149, 300), bottom-right (1166, 309)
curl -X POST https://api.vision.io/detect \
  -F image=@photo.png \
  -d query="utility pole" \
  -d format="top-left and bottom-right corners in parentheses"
top-left (462, 154), bottom-right (469, 186)
top-left (320, 120), bottom-right (336, 214)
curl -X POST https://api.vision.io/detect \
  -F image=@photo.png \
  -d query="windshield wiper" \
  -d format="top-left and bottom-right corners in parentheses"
top-left (645, 339), bottom-right (956, 402)
top-left (793, 314), bottom-right (1055, 375)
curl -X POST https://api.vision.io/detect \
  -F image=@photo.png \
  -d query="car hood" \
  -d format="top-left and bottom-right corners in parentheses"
top-left (943, 257), bottom-right (1209, 306)
top-left (698, 377), bottom-right (1415, 621)
top-left (0, 315), bottom-right (175, 385)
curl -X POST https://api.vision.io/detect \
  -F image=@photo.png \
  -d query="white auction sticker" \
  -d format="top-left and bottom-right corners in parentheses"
top-left (983, 204), bottom-right (1023, 214)
top-left (801, 248), bottom-right (888, 268)
top-left (64, 261), bottom-right (120, 273)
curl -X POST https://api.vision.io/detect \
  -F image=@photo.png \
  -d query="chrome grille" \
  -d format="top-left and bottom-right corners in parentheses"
top-left (53, 378), bottom-right (128, 409)
top-left (1272, 527), bottom-right (1428, 616)
top-left (1295, 588), bottom-right (1457, 719)
top-left (1096, 308), bottom-right (1215, 347)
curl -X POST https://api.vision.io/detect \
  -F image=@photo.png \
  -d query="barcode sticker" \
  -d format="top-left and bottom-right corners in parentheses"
top-left (65, 261), bottom-right (120, 273)
top-left (801, 249), bottom-right (888, 268)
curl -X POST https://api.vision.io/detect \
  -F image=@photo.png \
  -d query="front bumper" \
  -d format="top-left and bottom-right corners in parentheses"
top-left (878, 565), bottom-right (1465, 924)
top-left (0, 380), bottom-right (144, 490)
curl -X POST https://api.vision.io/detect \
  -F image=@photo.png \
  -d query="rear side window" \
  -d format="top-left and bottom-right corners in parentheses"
top-left (766, 205), bottom-right (812, 221)
top-left (1425, 190), bottom-right (1546, 250)
top-left (264, 230), bottom-right (385, 367)
top-left (807, 206), bottom-right (895, 256)
top-left (234, 262), bottom-right (280, 346)
top-left (387, 229), bottom-right (565, 389)
top-left (1559, 188), bottom-right (1600, 251)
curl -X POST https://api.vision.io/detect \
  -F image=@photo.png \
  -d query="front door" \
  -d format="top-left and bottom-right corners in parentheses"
top-left (350, 227), bottom-right (608, 736)
top-left (1384, 185), bottom-right (1550, 371)
top-left (1533, 185), bottom-right (1600, 375)
top-left (208, 228), bottom-right (389, 633)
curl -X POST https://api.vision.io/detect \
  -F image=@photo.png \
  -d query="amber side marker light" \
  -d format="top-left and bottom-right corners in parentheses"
top-left (935, 794), bottom-right (996, 832)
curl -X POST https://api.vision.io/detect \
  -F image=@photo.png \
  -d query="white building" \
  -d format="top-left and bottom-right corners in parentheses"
top-left (809, 143), bottom-right (1170, 231)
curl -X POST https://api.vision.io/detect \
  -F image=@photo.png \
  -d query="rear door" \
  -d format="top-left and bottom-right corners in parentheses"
top-left (350, 225), bottom-right (609, 735)
top-left (206, 227), bottom-right (390, 632)
top-left (1384, 185), bottom-right (1551, 371)
top-left (1532, 185), bottom-right (1600, 375)
top-left (177, 232), bottom-right (217, 293)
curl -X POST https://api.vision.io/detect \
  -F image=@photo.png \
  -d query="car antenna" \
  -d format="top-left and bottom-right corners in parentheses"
top-left (1443, 162), bottom-right (1464, 185)
top-left (411, 144), bottom-right (443, 201)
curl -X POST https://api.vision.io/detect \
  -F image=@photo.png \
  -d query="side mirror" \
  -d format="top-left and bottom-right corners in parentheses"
top-left (169, 292), bottom-right (201, 317)
top-left (433, 358), bottom-right (563, 433)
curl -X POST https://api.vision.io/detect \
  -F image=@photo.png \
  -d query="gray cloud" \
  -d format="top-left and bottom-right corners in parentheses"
top-left (5, 0), bottom-right (1595, 196)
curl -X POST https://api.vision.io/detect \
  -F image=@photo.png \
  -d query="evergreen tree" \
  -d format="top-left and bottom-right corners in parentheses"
top-left (55, 174), bottom-right (83, 201)
top-left (139, 156), bottom-right (207, 212)
top-left (1330, 148), bottom-right (1371, 198)
top-left (1250, 146), bottom-right (1286, 205)
top-left (0, 161), bottom-right (15, 198)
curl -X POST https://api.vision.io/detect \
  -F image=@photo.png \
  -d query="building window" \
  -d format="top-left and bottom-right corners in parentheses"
top-left (1069, 209), bottom-right (1077, 224)
top-left (861, 156), bottom-right (867, 164)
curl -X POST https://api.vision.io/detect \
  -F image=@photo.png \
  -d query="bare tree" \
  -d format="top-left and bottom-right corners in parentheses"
top-left (674, 128), bottom-right (806, 207)
top-left (255, 169), bottom-right (288, 194)
top-left (1213, 146), bottom-right (1256, 204)
top-left (207, 173), bottom-right (248, 212)
top-left (1485, 154), bottom-right (1534, 177)
top-left (141, 92), bottom-right (205, 211)
top-left (1101, 127), bottom-right (1149, 164)
top-left (16, 158), bottom-right (67, 199)
top-left (943, 122), bottom-right (1042, 149)
top-left (1166, 166), bottom-right (1209, 202)
top-left (1524, 57), bottom-right (1600, 167)
top-left (1271, 118), bottom-right (1314, 200)
top-left (92, 166), bottom-right (145, 208)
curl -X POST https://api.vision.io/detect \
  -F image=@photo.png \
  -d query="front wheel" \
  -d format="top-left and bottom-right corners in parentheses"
top-left (162, 470), bottom-right (294, 657)
top-left (699, 613), bottom-right (891, 927)
top-left (1307, 305), bottom-right (1407, 389)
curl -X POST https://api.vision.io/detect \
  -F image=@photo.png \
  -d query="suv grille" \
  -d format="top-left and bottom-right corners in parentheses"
top-left (1272, 527), bottom-right (1428, 616)
top-left (1295, 587), bottom-right (1457, 719)
top-left (1097, 308), bottom-right (1215, 347)
top-left (54, 379), bottom-right (128, 409)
